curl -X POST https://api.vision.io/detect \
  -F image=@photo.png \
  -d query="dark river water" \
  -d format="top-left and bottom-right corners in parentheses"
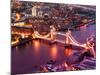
top-left (11, 25), bottom-right (96, 74)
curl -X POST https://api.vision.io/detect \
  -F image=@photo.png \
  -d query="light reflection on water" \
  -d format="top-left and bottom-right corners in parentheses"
top-left (31, 40), bottom-right (61, 60)
top-left (50, 44), bottom-right (58, 60)
top-left (33, 40), bottom-right (40, 56)
top-left (64, 48), bottom-right (73, 57)
top-left (15, 46), bottom-right (19, 54)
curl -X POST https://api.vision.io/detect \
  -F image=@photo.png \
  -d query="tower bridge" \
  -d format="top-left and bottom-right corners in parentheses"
top-left (11, 25), bottom-right (95, 57)
top-left (33, 26), bottom-right (95, 57)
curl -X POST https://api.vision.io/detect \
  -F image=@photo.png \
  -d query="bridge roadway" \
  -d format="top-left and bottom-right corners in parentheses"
top-left (34, 31), bottom-right (86, 49)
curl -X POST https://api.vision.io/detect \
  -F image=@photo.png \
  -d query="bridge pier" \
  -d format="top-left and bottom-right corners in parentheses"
top-left (65, 36), bottom-right (72, 48)
top-left (50, 26), bottom-right (56, 42)
top-left (65, 30), bottom-right (72, 48)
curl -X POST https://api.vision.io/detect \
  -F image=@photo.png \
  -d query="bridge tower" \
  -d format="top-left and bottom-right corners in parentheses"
top-left (65, 30), bottom-right (72, 45)
top-left (85, 40), bottom-right (95, 58)
top-left (65, 30), bottom-right (73, 48)
top-left (50, 26), bottom-right (56, 41)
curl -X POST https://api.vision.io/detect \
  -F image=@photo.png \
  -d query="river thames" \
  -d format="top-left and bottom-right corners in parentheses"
top-left (11, 25), bottom-right (96, 74)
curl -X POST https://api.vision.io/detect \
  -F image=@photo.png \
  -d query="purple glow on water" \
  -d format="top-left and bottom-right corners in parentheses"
top-left (11, 25), bottom-right (96, 74)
